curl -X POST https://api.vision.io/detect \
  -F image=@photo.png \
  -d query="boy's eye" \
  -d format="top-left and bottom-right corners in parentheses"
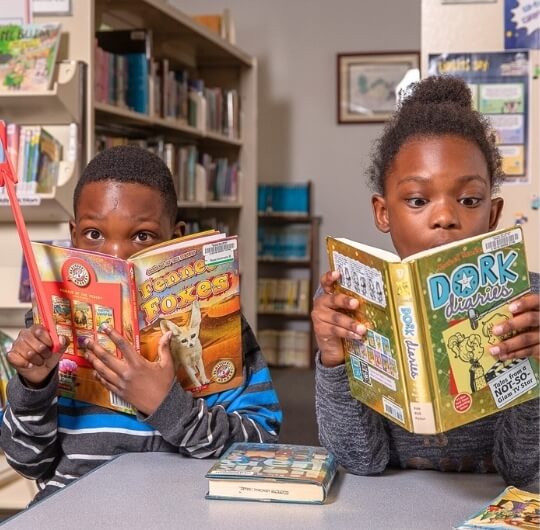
top-left (84, 229), bottom-right (103, 240)
top-left (133, 232), bottom-right (155, 243)
top-left (459, 197), bottom-right (481, 207)
top-left (405, 198), bottom-right (428, 208)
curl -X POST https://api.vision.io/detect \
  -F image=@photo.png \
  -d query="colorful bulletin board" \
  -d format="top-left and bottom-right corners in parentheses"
top-left (428, 51), bottom-right (530, 183)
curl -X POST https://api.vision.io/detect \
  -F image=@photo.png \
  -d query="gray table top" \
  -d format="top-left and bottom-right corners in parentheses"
top-left (1, 452), bottom-right (512, 530)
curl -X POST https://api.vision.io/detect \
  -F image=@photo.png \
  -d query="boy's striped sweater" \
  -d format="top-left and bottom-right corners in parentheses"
top-left (1, 316), bottom-right (282, 504)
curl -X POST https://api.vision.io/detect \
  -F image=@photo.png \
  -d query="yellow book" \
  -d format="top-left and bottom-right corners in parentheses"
top-left (327, 226), bottom-right (538, 434)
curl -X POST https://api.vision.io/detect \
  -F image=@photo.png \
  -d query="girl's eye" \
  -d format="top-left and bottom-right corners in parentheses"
top-left (406, 198), bottom-right (428, 208)
top-left (459, 197), bottom-right (481, 207)
top-left (84, 229), bottom-right (103, 240)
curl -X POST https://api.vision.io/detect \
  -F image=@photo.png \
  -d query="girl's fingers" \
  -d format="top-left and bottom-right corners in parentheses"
top-left (493, 312), bottom-right (539, 338)
top-left (490, 330), bottom-right (539, 358)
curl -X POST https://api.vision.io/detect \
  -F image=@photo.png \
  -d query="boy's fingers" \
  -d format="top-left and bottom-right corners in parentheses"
top-left (85, 346), bottom-right (123, 386)
top-left (157, 331), bottom-right (173, 368)
top-left (97, 325), bottom-right (137, 363)
top-left (93, 370), bottom-right (123, 397)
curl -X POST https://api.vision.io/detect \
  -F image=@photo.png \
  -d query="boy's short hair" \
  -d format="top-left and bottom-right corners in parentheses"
top-left (367, 75), bottom-right (504, 195)
top-left (73, 145), bottom-right (178, 223)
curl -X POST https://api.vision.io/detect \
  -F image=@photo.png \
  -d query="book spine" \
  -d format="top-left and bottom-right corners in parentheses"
top-left (388, 263), bottom-right (438, 434)
top-left (127, 262), bottom-right (141, 353)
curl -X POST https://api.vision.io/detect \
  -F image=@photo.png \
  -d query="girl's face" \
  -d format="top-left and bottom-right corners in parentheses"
top-left (371, 135), bottom-right (503, 259)
top-left (70, 181), bottom-right (180, 260)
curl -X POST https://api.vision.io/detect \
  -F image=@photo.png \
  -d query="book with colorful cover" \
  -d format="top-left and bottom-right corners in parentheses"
top-left (0, 23), bottom-right (61, 92)
top-left (205, 442), bottom-right (337, 504)
top-left (326, 225), bottom-right (539, 434)
top-left (30, 231), bottom-right (243, 414)
top-left (454, 486), bottom-right (540, 529)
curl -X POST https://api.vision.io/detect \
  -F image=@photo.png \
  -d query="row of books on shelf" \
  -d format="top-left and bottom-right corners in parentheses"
top-left (258, 329), bottom-right (311, 368)
top-left (0, 122), bottom-right (70, 199)
top-left (258, 278), bottom-right (310, 315)
top-left (95, 134), bottom-right (240, 203)
top-left (258, 225), bottom-right (311, 260)
top-left (258, 183), bottom-right (310, 216)
top-left (94, 29), bottom-right (240, 139)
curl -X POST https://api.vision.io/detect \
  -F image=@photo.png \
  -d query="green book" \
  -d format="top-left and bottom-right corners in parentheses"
top-left (326, 225), bottom-right (538, 434)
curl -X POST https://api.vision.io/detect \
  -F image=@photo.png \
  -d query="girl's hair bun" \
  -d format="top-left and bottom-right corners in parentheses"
top-left (403, 75), bottom-right (472, 109)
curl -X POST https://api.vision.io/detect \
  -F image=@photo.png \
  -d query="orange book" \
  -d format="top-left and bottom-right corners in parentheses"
top-left (192, 14), bottom-right (222, 36)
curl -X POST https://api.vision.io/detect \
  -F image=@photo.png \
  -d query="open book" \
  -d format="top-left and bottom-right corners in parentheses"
top-left (31, 231), bottom-right (243, 414)
top-left (327, 225), bottom-right (539, 434)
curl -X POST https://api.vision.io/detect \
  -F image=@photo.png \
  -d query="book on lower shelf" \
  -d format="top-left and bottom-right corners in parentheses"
top-left (326, 225), bottom-right (539, 434)
top-left (31, 231), bottom-right (243, 414)
top-left (205, 442), bottom-right (337, 504)
top-left (453, 486), bottom-right (540, 529)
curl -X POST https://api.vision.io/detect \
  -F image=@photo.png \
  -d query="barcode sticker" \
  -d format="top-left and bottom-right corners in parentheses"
top-left (382, 396), bottom-right (405, 424)
top-left (204, 239), bottom-right (237, 265)
top-left (110, 392), bottom-right (132, 412)
top-left (482, 229), bottom-right (522, 253)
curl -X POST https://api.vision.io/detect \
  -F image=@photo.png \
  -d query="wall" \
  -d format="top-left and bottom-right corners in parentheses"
top-left (173, 0), bottom-right (422, 270)
top-left (422, 0), bottom-right (539, 271)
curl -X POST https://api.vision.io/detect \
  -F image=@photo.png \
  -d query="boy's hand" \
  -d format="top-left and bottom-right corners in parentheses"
top-left (7, 325), bottom-right (67, 387)
top-left (490, 293), bottom-right (539, 360)
top-left (312, 270), bottom-right (367, 368)
top-left (83, 325), bottom-right (176, 416)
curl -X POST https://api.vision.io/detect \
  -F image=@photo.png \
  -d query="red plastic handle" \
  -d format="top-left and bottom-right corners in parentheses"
top-left (0, 121), bottom-right (61, 353)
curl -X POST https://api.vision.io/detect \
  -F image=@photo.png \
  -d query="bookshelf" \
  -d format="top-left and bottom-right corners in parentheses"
top-left (257, 213), bottom-right (321, 369)
top-left (0, 0), bottom-right (258, 338)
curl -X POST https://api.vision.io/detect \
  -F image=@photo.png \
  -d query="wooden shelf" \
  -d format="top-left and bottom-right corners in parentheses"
top-left (95, 102), bottom-right (243, 147)
top-left (97, 0), bottom-right (253, 67)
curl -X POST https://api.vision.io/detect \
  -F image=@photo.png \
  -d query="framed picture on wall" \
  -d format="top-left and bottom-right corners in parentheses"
top-left (337, 51), bottom-right (420, 124)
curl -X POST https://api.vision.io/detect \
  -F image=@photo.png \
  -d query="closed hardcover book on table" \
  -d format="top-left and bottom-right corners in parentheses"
top-left (31, 231), bottom-right (243, 414)
top-left (327, 225), bottom-right (539, 434)
top-left (453, 486), bottom-right (540, 529)
top-left (206, 443), bottom-right (337, 504)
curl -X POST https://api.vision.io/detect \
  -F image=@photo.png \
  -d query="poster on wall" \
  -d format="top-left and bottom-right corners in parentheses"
top-left (505, 0), bottom-right (540, 49)
top-left (428, 51), bottom-right (530, 184)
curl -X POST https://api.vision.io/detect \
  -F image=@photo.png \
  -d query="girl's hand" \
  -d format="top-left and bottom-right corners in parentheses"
top-left (7, 325), bottom-right (67, 387)
top-left (83, 325), bottom-right (176, 416)
top-left (490, 293), bottom-right (539, 360)
top-left (311, 270), bottom-right (367, 368)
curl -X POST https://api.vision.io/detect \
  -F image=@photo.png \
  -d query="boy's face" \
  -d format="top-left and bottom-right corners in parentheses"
top-left (70, 181), bottom-right (180, 260)
top-left (372, 135), bottom-right (503, 259)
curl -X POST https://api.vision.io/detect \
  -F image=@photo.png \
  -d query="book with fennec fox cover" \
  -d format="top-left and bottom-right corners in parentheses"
top-left (31, 231), bottom-right (243, 414)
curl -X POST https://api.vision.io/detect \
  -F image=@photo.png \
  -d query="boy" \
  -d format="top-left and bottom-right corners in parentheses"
top-left (312, 76), bottom-right (539, 487)
top-left (1, 146), bottom-right (282, 503)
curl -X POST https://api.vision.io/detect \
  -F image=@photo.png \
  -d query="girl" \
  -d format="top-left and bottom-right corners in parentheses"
top-left (312, 76), bottom-right (539, 487)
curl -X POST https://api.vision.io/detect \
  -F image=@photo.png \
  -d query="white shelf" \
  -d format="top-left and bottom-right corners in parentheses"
top-left (0, 62), bottom-right (85, 125)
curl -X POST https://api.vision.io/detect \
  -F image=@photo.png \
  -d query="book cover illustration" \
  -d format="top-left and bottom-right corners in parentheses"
top-left (31, 234), bottom-right (243, 414)
top-left (206, 442), bottom-right (337, 504)
top-left (328, 226), bottom-right (539, 433)
top-left (330, 244), bottom-right (413, 428)
top-left (454, 486), bottom-right (540, 529)
top-left (0, 23), bottom-right (62, 92)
